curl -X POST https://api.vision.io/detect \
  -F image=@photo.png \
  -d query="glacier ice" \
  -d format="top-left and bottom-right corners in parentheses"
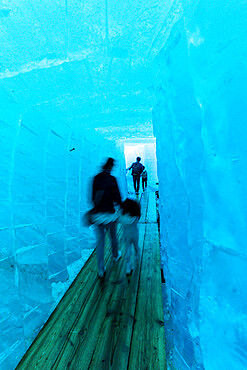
top-left (0, 95), bottom-right (127, 367)
top-left (1, 0), bottom-right (247, 368)
top-left (153, 0), bottom-right (247, 368)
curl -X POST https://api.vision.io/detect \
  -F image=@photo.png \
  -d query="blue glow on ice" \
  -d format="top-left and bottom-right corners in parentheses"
top-left (0, 0), bottom-right (247, 368)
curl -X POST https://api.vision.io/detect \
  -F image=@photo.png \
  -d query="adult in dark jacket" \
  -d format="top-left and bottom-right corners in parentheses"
top-left (92, 157), bottom-right (122, 278)
top-left (126, 156), bottom-right (145, 194)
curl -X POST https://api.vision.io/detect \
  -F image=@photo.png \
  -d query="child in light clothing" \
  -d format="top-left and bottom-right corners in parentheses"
top-left (141, 169), bottom-right (147, 191)
top-left (119, 198), bottom-right (141, 275)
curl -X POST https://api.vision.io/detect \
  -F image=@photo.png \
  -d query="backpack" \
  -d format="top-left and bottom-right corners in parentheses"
top-left (132, 162), bottom-right (144, 176)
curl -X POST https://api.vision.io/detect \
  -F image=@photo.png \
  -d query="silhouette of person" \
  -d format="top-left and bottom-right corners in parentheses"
top-left (142, 169), bottom-right (148, 191)
top-left (126, 157), bottom-right (145, 194)
top-left (92, 157), bottom-right (122, 278)
top-left (119, 198), bottom-right (141, 275)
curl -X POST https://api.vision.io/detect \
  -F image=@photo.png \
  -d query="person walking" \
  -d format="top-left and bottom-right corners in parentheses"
top-left (119, 198), bottom-right (141, 275)
top-left (92, 157), bottom-right (122, 278)
top-left (141, 169), bottom-right (148, 191)
top-left (126, 157), bottom-right (145, 194)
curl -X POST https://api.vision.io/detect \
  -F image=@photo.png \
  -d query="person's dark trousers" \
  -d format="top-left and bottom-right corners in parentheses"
top-left (133, 175), bottom-right (140, 192)
top-left (142, 178), bottom-right (147, 190)
top-left (96, 222), bottom-right (118, 274)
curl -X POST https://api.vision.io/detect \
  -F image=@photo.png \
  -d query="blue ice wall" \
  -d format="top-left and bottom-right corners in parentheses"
top-left (153, 1), bottom-right (247, 368)
top-left (0, 90), bottom-right (126, 368)
top-left (1, 0), bottom-right (247, 368)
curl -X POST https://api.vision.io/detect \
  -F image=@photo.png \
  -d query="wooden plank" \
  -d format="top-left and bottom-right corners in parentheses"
top-left (139, 192), bottom-right (149, 224)
top-left (146, 191), bottom-right (157, 223)
top-left (87, 224), bottom-right (146, 369)
top-left (17, 227), bottom-right (122, 369)
top-left (128, 222), bottom-right (166, 370)
top-left (52, 247), bottom-right (128, 369)
top-left (17, 258), bottom-right (98, 368)
top-left (17, 192), bottom-right (166, 370)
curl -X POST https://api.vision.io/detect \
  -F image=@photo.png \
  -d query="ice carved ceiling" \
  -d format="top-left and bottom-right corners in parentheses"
top-left (0, 0), bottom-right (181, 138)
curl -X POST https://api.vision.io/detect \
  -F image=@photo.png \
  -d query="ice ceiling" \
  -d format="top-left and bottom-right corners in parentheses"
top-left (0, 0), bottom-right (181, 139)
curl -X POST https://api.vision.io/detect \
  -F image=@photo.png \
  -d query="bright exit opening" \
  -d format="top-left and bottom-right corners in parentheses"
top-left (124, 138), bottom-right (158, 194)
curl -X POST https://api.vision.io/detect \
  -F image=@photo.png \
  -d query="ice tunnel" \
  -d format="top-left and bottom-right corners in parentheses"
top-left (1, 0), bottom-right (247, 369)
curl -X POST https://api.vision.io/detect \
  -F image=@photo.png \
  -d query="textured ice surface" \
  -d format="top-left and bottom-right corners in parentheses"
top-left (0, 97), bottom-right (127, 368)
top-left (153, 0), bottom-right (247, 368)
top-left (0, 1), bottom-right (166, 367)
top-left (1, 0), bottom-right (247, 368)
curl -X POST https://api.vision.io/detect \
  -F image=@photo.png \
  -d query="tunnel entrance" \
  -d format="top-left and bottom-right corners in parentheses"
top-left (123, 138), bottom-right (158, 195)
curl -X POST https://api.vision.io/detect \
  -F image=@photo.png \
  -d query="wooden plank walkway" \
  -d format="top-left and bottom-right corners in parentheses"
top-left (17, 192), bottom-right (166, 370)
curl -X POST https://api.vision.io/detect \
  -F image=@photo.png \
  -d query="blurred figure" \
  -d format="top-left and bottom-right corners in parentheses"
top-left (141, 169), bottom-right (148, 191)
top-left (126, 156), bottom-right (145, 194)
top-left (119, 198), bottom-right (141, 275)
top-left (92, 157), bottom-right (122, 278)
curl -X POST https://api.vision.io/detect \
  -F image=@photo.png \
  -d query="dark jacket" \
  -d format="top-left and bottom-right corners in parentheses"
top-left (92, 171), bottom-right (121, 213)
top-left (129, 162), bottom-right (145, 177)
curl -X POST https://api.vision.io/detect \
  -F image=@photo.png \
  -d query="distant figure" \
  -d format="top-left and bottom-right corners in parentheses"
top-left (119, 198), bottom-right (141, 275)
top-left (92, 157), bottom-right (122, 278)
top-left (127, 157), bottom-right (145, 194)
top-left (141, 169), bottom-right (148, 191)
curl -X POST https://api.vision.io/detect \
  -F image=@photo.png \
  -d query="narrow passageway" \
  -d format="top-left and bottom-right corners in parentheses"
top-left (17, 191), bottom-right (166, 369)
top-left (2, 1), bottom-right (246, 368)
